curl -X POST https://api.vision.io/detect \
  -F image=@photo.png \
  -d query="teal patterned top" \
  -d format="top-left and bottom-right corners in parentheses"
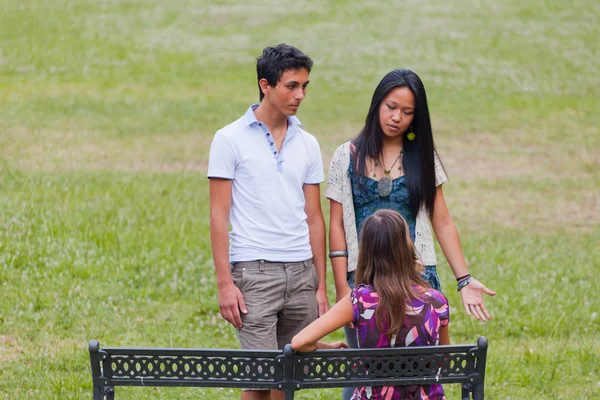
top-left (349, 159), bottom-right (442, 292)
top-left (349, 159), bottom-right (416, 243)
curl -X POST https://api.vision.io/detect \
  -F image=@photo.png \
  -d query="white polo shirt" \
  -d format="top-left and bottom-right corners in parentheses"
top-left (207, 105), bottom-right (324, 262)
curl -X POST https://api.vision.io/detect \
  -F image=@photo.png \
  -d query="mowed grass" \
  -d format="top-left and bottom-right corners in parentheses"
top-left (1, 0), bottom-right (599, 399)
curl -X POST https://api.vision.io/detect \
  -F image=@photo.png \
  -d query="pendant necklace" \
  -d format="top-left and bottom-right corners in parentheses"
top-left (375, 150), bottom-right (403, 197)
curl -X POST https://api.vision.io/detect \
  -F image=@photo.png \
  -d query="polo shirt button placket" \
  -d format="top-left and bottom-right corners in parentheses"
top-left (266, 131), bottom-right (277, 155)
top-left (260, 126), bottom-right (282, 171)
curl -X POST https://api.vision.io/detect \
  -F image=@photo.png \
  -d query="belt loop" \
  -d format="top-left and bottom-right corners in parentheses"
top-left (259, 259), bottom-right (265, 272)
top-left (303, 259), bottom-right (312, 267)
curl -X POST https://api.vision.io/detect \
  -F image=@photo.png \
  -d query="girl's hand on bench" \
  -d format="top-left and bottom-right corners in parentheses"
top-left (316, 341), bottom-right (348, 350)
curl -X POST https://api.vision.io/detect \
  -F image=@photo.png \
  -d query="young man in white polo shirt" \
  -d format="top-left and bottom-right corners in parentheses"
top-left (207, 44), bottom-right (329, 400)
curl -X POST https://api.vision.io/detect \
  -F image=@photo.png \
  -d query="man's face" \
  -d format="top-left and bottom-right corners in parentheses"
top-left (264, 68), bottom-right (310, 116)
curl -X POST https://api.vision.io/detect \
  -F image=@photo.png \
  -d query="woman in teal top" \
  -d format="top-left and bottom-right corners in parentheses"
top-left (349, 158), bottom-right (441, 291)
top-left (326, 69), bottom-right (496, 400)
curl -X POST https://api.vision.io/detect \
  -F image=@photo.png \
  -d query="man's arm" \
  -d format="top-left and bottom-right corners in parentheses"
top-left (303, 183), bottom-right (330, 316)
top-left (209, 178), bottom-right (246, 329)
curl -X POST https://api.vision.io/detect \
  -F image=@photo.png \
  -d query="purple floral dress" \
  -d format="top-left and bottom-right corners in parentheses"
top-left (350, 284), bottom-right (450, 400)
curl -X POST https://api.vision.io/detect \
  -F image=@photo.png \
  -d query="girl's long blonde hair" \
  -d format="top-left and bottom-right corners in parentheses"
top-left (355, 209), bottom-right (429, 337)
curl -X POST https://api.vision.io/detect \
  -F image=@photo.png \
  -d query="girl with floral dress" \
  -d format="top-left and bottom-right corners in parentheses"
top-left (292, 209), bottom-right (450, 400)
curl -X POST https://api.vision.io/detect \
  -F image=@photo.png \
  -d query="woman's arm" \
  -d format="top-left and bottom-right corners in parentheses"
top-left (330, 200), bottom-right (351, 302)
top-left (291, 293), bottom-right (354, 352)
top-left (431, 186), bottom-right (496, 321)
top-left (438, 325), bottom-right (450, 345)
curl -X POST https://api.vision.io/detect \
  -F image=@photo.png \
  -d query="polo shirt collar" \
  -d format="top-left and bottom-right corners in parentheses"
top-left (243, 104), bottom-right (303, 131)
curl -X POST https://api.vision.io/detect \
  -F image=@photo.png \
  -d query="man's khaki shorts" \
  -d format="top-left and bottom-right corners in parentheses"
top-left (231, 258), bottom-right (319, 350)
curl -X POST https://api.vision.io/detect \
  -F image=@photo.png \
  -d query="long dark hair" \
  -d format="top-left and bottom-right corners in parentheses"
top-left (352, 69), bottom-right (443, 217)
top-left (355, 209), bottom-right (429, 337)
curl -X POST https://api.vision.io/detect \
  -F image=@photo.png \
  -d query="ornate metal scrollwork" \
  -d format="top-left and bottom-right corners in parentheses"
top-left (107, 353), bottom-right (279, 383)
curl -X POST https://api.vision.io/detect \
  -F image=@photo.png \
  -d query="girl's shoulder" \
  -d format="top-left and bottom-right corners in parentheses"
top-left (353, 283), bottom-right (375, 294)
top-left (411, 285), bottom-right (449, 307)
top-left (351, 284), bottom-right (378, 302)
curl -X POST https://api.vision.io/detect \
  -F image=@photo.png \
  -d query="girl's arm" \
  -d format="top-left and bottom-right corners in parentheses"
top-left (291, 293), bottom-right (354, 352)
top-left (438, 325), bottom-right (450, 345)
top-left (316, 341), bottom-right (348, 350)
top-left (431, 186), bottom-right (496, 321)
top-left (330, 200), bottom-right (351, 302)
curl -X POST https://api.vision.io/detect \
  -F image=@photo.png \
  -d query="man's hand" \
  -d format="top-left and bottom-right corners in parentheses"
top-left (460, 278), bottom-right (496, 322)
top-left (316, 286), bottom-right (330, 317)
top-left (218, 282), bottom-right (247, 329)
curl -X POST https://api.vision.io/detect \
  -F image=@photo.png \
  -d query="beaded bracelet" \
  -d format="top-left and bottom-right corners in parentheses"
top-left (329, 251), bottom-right (348, 258)
top-left (457, 276), bottom-right (474, 292)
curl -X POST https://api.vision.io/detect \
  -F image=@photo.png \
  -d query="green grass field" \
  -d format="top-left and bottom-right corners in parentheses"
top-left (1, 0), bottom-right (599, 398)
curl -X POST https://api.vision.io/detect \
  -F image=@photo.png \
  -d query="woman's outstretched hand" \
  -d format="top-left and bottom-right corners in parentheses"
top-left (459, 278), bottom-right (496, 322)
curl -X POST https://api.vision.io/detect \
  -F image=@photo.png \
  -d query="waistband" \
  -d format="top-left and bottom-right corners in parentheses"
top-left (233, 258), bottom-right (313, 268)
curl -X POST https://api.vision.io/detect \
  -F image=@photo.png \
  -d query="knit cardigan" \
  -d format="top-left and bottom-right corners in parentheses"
top-left (325, 141), bottom-right (448, 272)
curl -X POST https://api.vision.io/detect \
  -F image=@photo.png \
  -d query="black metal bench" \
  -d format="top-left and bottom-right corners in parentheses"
top-left (89, 337), bottom-right (487, 399)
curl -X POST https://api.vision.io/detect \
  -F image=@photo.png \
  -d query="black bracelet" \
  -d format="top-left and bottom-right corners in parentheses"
top-left (329, 251), bottom-right (348, 258)
top-left (457, 276), bottom-right (474, 292)
top-left (456, 274), bottom-right (471, 282)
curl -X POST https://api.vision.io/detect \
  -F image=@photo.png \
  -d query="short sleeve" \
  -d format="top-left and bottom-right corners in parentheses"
top-left (326, 144), bottom-right (346, 203)
top-left (207, 131), bottom-right (236, 179)
top-left (429, 289), bottom-right (450, 326)
top-left (304, 138), bottom-right (324, 184)
top-left (434, 152), bottom-right (448, 187)
top-left (351, 286), bottom-right (365, 326)
top-left (351, 284), bottom-right (377, 327)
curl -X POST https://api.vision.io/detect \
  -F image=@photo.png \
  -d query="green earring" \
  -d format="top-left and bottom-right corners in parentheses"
top-left (406, 126), bottom-right (416, 141)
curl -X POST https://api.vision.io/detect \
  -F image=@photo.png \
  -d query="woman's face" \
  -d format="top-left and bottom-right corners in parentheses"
top-left (378, 87), bottom-right (415, 140)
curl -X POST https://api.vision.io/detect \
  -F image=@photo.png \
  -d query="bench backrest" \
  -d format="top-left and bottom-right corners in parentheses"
top-left (89, 337), bottom-right (487, 399)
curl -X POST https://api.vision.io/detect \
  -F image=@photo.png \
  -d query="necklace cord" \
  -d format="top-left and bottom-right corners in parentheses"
top-left (380, 151), bottom-right (404, 175)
